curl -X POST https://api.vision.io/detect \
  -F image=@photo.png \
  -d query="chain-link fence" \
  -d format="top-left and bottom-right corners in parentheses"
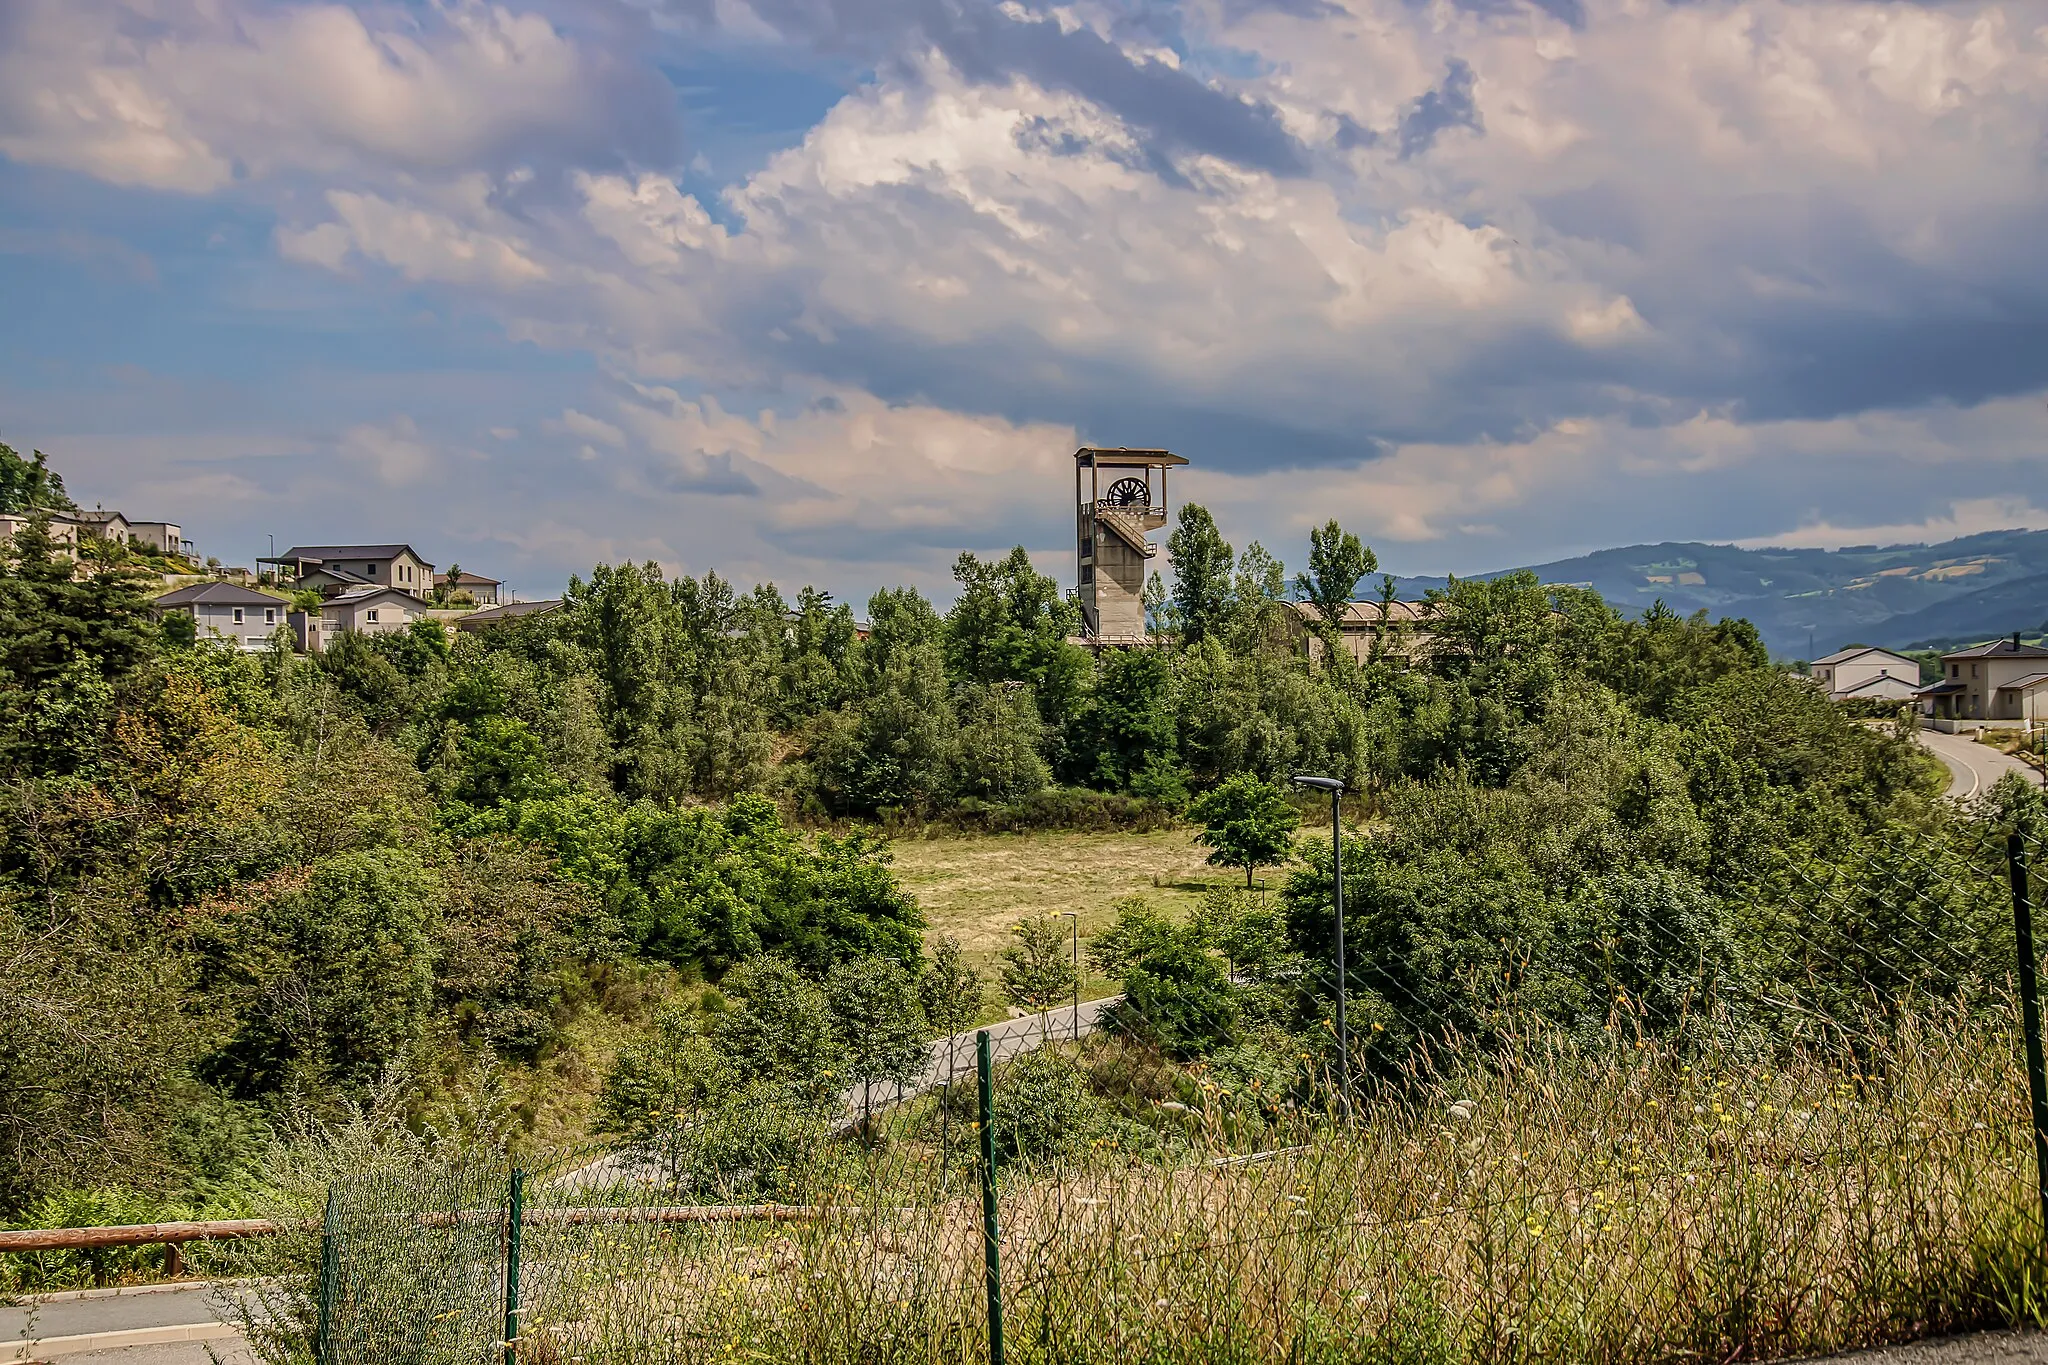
top-left (251, 819), bottom-right (2048, 1365)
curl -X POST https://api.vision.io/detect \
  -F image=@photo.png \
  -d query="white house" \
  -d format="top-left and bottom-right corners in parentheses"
top-left (1810, 646), bottom-right (1922, 703)
top-left (152, 582), bottom-right (288, 650)
top-left (290, 585), bottom-right (431, 652)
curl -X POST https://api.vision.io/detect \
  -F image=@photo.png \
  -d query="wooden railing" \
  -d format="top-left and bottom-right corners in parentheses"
top-left (0, 1220), bottom-right (280, 1281)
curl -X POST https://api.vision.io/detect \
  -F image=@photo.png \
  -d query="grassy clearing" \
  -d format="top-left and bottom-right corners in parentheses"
top-left (886, 828), bottom-right (1235, 1004)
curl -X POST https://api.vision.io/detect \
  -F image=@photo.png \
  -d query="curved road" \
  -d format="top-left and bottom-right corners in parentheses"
top-left (1915, 726), bottom-right (2044, 799)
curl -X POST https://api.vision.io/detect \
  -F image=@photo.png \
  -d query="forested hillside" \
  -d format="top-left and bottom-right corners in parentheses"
top-left (1391, 528), bottom-right (2048, 657)
top-left (1, 444), bottom-right (1964, 1233)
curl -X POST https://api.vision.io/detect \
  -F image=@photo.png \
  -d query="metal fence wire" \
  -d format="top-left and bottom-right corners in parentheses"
top-left (291, 820), bottom-right (2048, 1365)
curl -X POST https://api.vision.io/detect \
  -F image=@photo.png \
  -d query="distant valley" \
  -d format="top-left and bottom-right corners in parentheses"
top-left (1388, 528), bottom-right (2048, 659)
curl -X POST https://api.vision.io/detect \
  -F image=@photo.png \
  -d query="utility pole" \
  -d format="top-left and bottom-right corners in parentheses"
top-left (1061, 911), bottom-right (1080, 1043)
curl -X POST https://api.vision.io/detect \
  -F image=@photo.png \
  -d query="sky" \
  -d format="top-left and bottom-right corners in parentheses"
top-left (2, 0), bottom-right (2046, 605)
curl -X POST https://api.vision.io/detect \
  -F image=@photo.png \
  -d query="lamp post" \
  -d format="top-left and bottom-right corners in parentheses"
top-left (1061, 911), bottom-right (1080, 1043)
top-left (1291, 774), bottom-right (1351, 1121)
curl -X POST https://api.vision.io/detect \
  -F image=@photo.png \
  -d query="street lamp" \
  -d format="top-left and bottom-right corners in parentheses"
top-left (1291, 773), bottom-right (1352, 1121)
top-left (1060, 911), bottom-right (1080, 1043)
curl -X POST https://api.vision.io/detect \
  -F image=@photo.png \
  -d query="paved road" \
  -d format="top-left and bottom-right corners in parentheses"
top-left (1916, 726), bottom-right (2043, 799)
top-left (855, 995), bottom-right (1119, 1110)
top-left (2, 1284), bottom-right (253, 1362)
top-left (1804, 1331), bottom-right (2048, 1362)
top-left (559, 996), bottom-right (1122, 1188)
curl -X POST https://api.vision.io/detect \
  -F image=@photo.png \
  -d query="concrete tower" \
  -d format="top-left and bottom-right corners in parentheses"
top-left (1074, 447), bottom-right (1186, 641)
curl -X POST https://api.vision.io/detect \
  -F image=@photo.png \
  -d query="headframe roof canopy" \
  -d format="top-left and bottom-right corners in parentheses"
top-left (1074, 447), bottom-right (1188, 467)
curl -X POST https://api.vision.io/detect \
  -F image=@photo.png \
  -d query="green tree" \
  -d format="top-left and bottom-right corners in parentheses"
top-left (944, 548), bottom-right (1087, 720)
top-left (826, 955), bottom-right (928, 1124)
top-left (0, 513), bottom-right (157, 776)
top-left (203, 850), bottom-right (442, 1096)
top-left (950, 683), bottom-right (1051, 803)
top-left (0, 441), bottom-right (75, 513)
top-left (1294, 520), bottom-right (1377, 665)
top-left (708, 955), bottom-right (847, 1095)
top-left (919, 934), bottom-right (985, 1037)
top-left (999, 915), bottom-right (1080, 1033)
top-left (1085, 896), bottom-right (1179, 978)
top-left (1109, 936), bottom-right (1239, 1059)
top-left (810, 641), bottom-right (957, 815)
top-left (1071, 647), bottom-right (1178, 792)
top-left (1189, 772), bottom-right (1300, 887)
top-left (1167, 504), bottom-right (1235, 646)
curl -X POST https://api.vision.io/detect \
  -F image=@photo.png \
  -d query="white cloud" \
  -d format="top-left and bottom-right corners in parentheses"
top-left (0, 0), bottom-right (674, 192)
top-left (8, 0), bottom-right (2048, 595)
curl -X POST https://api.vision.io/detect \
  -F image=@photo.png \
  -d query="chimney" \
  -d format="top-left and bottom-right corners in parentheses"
top-left (2016, 631), bottom-right (2024, 651)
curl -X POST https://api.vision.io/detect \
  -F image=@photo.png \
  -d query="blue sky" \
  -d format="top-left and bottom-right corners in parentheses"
top-left (2, 0), bottom-right (2046, 604)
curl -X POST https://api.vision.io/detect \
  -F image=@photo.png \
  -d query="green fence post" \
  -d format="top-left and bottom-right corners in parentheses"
top-left (314, 1186), bottom-right (339, 1365)
top-left (503, 1168), bottom-right (526, 1365)
top-left (977, 1031), bottom-right (1005, 1365)
top-left (2007, 834), bottom-right (2048, 1242)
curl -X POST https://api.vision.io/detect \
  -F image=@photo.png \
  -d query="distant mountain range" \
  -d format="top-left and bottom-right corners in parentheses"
top-left (1387, 529), bottom-right (2048, 659)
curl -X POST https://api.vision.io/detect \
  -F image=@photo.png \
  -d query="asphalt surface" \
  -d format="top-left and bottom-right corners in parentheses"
top-left (1916, 726), bottom-right (2043, 799)
top-left (1, 1283), bottom-right (254, 1362)
top-left (1801, 1331), bottom-right (2048, 1363)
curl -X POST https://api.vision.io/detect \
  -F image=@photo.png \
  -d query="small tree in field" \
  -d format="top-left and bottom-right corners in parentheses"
top-left (919, 935), bottom-right (985, 1039)
top-left (825, 955), bottom-right (928, 1129)
top-left (1000, 916), bottom-right (1079, 1037)
top-left (1190, 772), bottom-right (1300, 888)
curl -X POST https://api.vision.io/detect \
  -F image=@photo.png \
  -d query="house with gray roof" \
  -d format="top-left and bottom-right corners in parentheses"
top-left (1810, 645), bottom-right (1921, 703)
top-left (152, 582), bottom-right (288, 651)
top-left (263, 544), bottom-right (434, 599)
top-left (1916, 634), bottom-right (2048, 731)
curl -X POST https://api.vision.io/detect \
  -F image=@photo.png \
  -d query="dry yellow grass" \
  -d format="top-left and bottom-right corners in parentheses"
top-left (885, 828), bottom-right (1238, 1002)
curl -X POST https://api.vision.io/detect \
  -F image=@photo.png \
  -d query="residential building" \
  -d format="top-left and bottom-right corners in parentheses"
top-left (1285, 600), bottom-right (1436, 667)
top-left (435, 570), bottom-right (502, 605)
top-left (0, 510), bottom-right (81, 553)
top-left (1810, 645), bottom-right (1921, 703)
top-left (1916, 634), bottom-right (2048, 730)
top-left (73, 509), bottom-right (190, 556)
top-left (265, 544), bottom-right (436, 599)
top-left (73, 509), bottom-right (132, 543)
top-left (452, 600), bottom-right (560, 632)
top-left (1, 509), bottom-right (191, 560)
top-left (152, 582), bottom-right (288, 650)
top-left (325, 585), bottom-right (430, 635)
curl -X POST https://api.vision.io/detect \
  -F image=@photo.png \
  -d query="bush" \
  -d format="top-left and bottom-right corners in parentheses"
top-left (1110, 937), bottom-right (1240, 1060)
top-left (911, 786), bottom-right (1180, 835)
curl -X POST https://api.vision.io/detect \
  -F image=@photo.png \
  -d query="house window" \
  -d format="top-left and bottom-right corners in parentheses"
top-left (367, 609), bottom-right (379, 623)
top-left (264, 608), bottom-right (276, 624)
top-left (1081, 564), bottom-right (1094, 584)
top-left (1952, 664), bottom-right (1960, 677)
top-left (365, 564), bottom-right (377, 576)
top-left (232, 607), bottom-right (244, 624)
